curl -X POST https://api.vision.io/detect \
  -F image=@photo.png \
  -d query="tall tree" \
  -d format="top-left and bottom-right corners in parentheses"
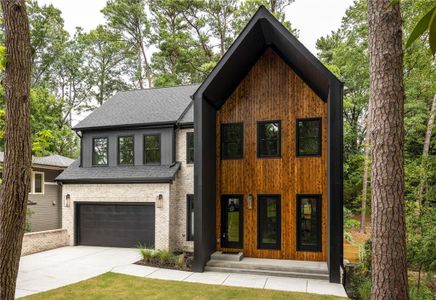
top-left (0, 0), bottom-right (32, 299)
top-left (102, 0), bottom-right (152, 88)
top-left (367, 0), bottom-right (408, 298)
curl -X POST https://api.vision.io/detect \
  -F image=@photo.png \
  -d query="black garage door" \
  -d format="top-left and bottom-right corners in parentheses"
top-left (76, 203), bottom-right (155, 248)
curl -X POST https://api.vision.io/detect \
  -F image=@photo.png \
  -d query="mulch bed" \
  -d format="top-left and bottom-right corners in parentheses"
top-left (135, 252), bottom-right (193, 271)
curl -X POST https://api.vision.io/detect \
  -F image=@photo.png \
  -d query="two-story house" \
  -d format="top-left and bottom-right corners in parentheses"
top-left (57, 6), bottom-right (343, 283)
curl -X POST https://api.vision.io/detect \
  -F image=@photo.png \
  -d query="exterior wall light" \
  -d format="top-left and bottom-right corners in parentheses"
top-left (65, 194), bottom-right (71, 207)
top-left (247, 194), bottom-right (253, 209)
top-left (157, 194), bottom-right (163, 208)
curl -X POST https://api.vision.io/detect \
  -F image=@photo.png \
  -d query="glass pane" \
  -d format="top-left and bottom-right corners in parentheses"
top-left (118, 136), bottom-right (134, 165)
top-left (187, 132), bottom-right (194, 163)
top-left (93, 138), bottom-right (108, 165)
top-left (259, 196), bottom-right (280, 248)
top-left (227, 197), bottom-right (240, 242)
top-left (258, 122), bottom-right (280, 157)
top-left (34, 173), bottom-right (42, 193)
top-left (144, 135), bottom-right (160, 164)
top-left (299, 197), bottom-right (319, 248)
top-left (298, 119), bottom-right (321, 156)
top-left (222, 124), bottom-right (243, 159)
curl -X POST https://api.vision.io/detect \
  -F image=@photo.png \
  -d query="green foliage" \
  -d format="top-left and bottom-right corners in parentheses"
top-left (357, 278), bottom-right (371, 300)
top-left (157, 249), bottom-right (175, 264)
top-left (139, 248), bottom-right (155, 262)
top-left (406, 5), bottom-right (436, 55)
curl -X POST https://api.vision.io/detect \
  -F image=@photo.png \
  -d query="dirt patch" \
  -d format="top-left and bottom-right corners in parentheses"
top-left (135, 252), bottom-right (193, 271)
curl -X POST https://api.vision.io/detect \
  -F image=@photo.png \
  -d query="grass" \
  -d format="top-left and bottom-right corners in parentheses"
top-left (21, 272), bottom-right (345, 300)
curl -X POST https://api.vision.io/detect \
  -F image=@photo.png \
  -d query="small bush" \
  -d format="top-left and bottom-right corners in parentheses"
top-left (140, 248), bottom-right (154, 262)
top-left (357, 278), bottom-right (371, 300)
top-left (158, 250), bottom-right (175, 265)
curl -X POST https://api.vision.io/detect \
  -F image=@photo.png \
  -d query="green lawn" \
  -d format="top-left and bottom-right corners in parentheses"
top-left (21, 272), bottom-right (345, 300)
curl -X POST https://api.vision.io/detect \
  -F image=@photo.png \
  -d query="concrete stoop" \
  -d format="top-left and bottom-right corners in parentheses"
top-left (205, 254), bottom-right (329, 280)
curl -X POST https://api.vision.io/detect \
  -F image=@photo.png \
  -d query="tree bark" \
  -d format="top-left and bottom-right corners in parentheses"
top-left (0, 0), bottom-right (32, 299)
top-left (368, 0), bottom-right (408, 299)
top-left (361, 102), bottom-right (372, 234)
top-left (417, 93), bottom-right (436, 206)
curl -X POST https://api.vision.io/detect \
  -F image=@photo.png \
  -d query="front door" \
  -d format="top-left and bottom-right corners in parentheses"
top-left (221, 195), bottom-right (244, 249)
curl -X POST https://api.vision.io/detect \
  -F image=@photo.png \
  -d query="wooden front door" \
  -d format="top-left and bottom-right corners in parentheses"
top-left (221, 195), bottom-right (244, 249)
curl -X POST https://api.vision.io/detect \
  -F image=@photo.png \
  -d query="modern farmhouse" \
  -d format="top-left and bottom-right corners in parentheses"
top-left (57, 6), bottom-right (343, 283)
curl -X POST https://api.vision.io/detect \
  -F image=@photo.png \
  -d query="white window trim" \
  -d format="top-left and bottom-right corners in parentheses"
top-left (30, 171), bottom-right (45, 195)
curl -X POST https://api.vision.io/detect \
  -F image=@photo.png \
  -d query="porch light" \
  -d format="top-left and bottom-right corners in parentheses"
top-left (247, 194), bottom-right (253, 209)
top-left (157, 194), bottom-right (163, 208)
top-left (65, 194), bottom-right (71, 207)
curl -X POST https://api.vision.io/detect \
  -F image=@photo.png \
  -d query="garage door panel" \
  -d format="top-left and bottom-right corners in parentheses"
top-left (77, 203), bottom-right (155, 248)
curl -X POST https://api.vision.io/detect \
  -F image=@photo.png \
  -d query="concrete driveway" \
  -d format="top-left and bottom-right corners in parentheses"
top-left (16, 246), bottom-right (141, 298)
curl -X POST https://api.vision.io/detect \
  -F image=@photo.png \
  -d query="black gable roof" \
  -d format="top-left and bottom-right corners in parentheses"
top-left (193, 6), bottom-right (341, 108)
top-left (74, 84), bottom-right (198, 131)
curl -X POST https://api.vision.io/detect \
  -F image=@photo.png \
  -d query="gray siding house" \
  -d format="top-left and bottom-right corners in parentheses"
top-left (0, 153), bottom-right (74, 232)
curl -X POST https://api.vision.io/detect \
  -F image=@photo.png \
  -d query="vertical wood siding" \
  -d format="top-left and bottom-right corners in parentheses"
top-left (215, 48), bottom-right (327, 261)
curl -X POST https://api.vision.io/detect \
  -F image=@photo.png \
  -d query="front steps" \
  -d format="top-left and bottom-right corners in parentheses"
top-left (205, 252), bottom-right (329, 280)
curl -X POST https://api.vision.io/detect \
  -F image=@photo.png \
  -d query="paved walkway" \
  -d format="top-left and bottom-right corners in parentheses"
top-left (17, 246), bottom-right (347, 298)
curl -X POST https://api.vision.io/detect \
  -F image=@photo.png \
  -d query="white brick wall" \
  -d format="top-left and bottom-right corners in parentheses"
top-left (170, 128), bottom-right (194, 251)
top-left (61, 128), bottom-right (194, 252)
top-left (62, 183), bottom-right (171, 250)
top-left (22, 229), bottom-right (69, 256)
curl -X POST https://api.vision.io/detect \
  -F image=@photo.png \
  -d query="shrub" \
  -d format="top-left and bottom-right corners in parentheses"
top-left (357, 278), bottom-right (371, 300)
top-left (158, 250), bottom-right (175, 265)
top-left (140, 248), bottom-right (154, 262)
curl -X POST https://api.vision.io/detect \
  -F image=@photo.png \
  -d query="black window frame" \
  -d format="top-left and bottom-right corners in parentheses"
top-left (186, 194), bottom-right (194, 241)
top-left (92, 137), bottom-right (109, 166)
top-left (257, 120), bottom-right (281, 158)
top-left (296, 118), bottom-right (322, 157)
top-left (186, 132), bottom-right (194, 164)
top-left (296, 194), bottom-right (322, 252)
top-left (257, 194), bottom-right (281, 250)
top-left (221, 123), bottom-right (244, 160)
top-left (143, 134), bottom-right (161, 165)
top-left (117, 135), bottom-right (135, 166)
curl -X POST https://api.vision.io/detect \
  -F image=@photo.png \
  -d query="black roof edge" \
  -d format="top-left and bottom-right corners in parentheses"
top-left (178, 122), bottom-right (194, 129)
top-left (193, 5), bottom-right (342, 105)
top-left (74, 121), bottom-right (177, 132)
top-left (176, 101), bottom-right (194, 125)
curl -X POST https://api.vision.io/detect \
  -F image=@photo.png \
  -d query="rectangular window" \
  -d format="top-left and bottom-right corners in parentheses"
top-left (143, 135), bottom-right (161, 164)
top-left (297, 118), bottom-right (322, 156)
top-left (118, 136), bottom-right (134, 165)
top-left (221, 123), bottom-right (243, 159)
top-left (258, 195), bottom-right (281, 250)
top-left (31, 172), bottom-right (44, 194)
top-left (297, 195), bottom-right (322, 252)
top-left (257, 121), bottom-right (281, 158)
top-left (92, 137), bottom-right (108, 166)
top-left (186, 132), bottom-right (194, 164)
top-left (187, 194), bottom-right (194, 241)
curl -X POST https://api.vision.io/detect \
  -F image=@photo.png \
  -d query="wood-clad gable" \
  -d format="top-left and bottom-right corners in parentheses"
top-left (215, 48), bottom-right (327, 261)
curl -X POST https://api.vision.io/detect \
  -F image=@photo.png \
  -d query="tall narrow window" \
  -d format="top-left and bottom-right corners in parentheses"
top-left (32, 172), bottom-right (44, 194)
top-left (297, 118), bottom-right (322, 156)
top-left (258, 195), bottom-right (281, 250)
top-left (186, 132), bottom-right (194, 164)
top-left (187, 194), bottom-right (194, 241)
top-left (297, 195), bottom-right (322, 252)
top-left (257, 121), bottom-right (281, 157)
top-left (118, 136), bottom-right (134, 165)
top-left (92, 137), bottom-right (108, 166)
top-left (221, 123), bottom-right (243, 159)
top-left (143, 135), bottom-right (160, 164)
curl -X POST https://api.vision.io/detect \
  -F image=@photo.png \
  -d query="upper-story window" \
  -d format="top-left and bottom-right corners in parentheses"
top-left (92, 137), bottom-right (108, 166)
top-left (257, 120), bottom-right (281, 158)
top-left (297, 118), bottom-right (322, 156)
top-left (186, 132), bottom-right (194, 164)
top-left (31, 171), bottom-right (44, 194)
top-left (118, 136), bottom-right (134, 165)
top-left (143, 134), bottom-right (161, 164)
top-left (221, 123), bottom-right (243, 159)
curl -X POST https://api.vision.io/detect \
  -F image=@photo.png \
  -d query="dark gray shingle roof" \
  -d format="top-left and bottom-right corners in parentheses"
top-left (56, 160), bottom-right (180, 183)
top-left (0, 152), bottom-right (74, 168)
top-left (74, 84), bottom-right (199, 130)
top-left (178, 101), bottom-right (193, 124)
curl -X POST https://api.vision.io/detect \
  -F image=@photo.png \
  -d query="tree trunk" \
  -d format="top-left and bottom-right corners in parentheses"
top-left (139, 41), bottom-right (152, 88)
top-left (368, 1), bottom-right (408, 299)
top-left (0, 0), bottom-right (32, 299)
top-left (417, 93), bottom-right (436, 206)
top-left (361, 101), bottom-right (372, 234)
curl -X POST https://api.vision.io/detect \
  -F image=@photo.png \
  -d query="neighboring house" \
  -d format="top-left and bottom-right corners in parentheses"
top-left (57, 6), bottom-right (343, 283)
top-left (0, 152), bottom-right (74, 232)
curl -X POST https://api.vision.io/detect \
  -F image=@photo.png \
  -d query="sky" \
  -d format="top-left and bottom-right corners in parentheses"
top-left (37, 0), bottom-right (354, 55)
